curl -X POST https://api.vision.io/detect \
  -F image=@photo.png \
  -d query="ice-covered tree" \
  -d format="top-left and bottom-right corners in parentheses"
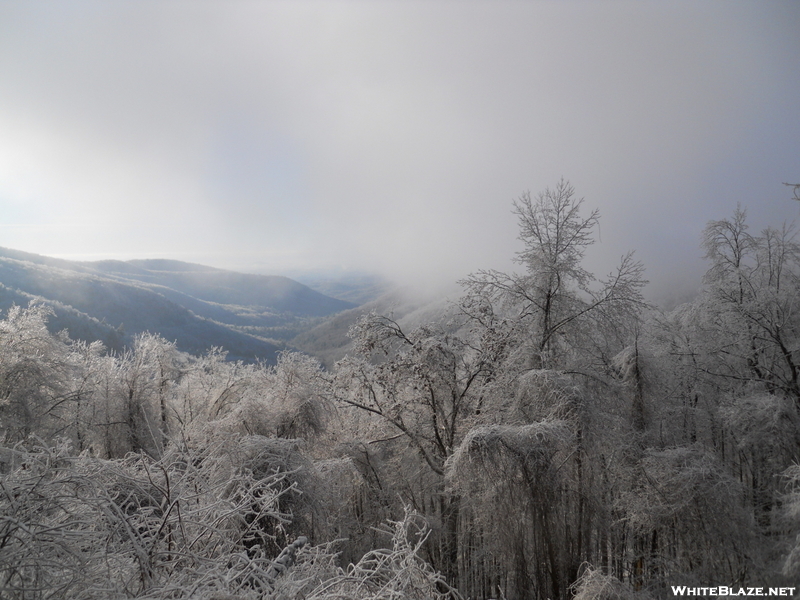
top-left (702, 207), bottom-right (800, 407)
top-left (0, 303), bottom-right (72, 443)
top-left (333, 313), bottom-right (494, 583)
top-left (460, 179), bottom-right (647, 371)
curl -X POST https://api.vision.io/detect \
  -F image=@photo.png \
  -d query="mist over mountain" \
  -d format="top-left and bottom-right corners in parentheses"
top-left (291, 285), bottom-right (458, 368)
top-left (0, 247), bottom-right (358, 363)
top-left (282, 270), bottom-right (394, 306)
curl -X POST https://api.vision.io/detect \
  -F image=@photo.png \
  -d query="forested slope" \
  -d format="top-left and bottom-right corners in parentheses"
top-left (1, 181), bottom-right (799, 599)
top-left (0, 249), bottom-right (356, 362)
top-left (291, 286), bottom-right (453, 368)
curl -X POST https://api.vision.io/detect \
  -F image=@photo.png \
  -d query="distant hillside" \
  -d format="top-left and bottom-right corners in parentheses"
top-left (92, 259), bottom-right (354, 316)
top-left (291, 287), bottom-right (457, 368)
top-left (288, 271), bottom-right (393, 305)
top-left (0, 248), bottom-right (357, 363)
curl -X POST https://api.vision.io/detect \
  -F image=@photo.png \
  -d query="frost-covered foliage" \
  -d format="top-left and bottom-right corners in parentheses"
top-left (571, 567), bottom-right (653, 600)
top-left (4, 189), bottom-right (800, 599)
top-left (0, 437), bottom-right (299, 599)
top-left (447, 420), bottom-right (574, 483)
top-left (208, 351), bottom-right (331, 442)
top-left (282, 509), bottom-right (462, 600)
top-left (781, 465), bottom-right (800, 578)
top-left (460, 179), bottom-right (647, 371)
top-left (446, 420), bottom-right (577, 599)
top-left (701, 207), bottom-right (800, 405)
top-left (0, 304), bottom-right (72, 442)
top-left (618, 446), bottom-right (758, 583)
top-left (0, 438), bottom-right (456, 600)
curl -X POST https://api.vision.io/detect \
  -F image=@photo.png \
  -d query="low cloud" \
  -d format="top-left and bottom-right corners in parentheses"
top-left (0, 1), bottom-right (798, 301)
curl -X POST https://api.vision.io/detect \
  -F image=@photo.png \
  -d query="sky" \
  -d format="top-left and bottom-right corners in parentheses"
top-left (0, 1), bottom-right (798, 303)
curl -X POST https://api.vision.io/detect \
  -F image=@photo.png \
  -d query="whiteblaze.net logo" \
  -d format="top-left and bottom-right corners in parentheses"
top-left (671, 587), bottom-right (796, 597)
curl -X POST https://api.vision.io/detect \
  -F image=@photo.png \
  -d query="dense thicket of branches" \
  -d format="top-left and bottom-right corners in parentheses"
top-left (1, 183), bottom-right (799, 598)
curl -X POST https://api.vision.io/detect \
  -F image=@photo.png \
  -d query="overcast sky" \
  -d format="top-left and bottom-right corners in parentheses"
top-left (1, 1), bottom-right (798, 302)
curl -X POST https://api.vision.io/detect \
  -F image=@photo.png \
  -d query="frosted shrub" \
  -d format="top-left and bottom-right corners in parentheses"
top-left (572, 567), bottom-right (652, 600)
top-left (618, 446), bottom-right (758, 584)
top-left (0, 439), bottom-right (113, 599)
top-left (286, 508), bottom-right (462, 600)
top-left (0, 438), bottom-right (300, 599)
top-left (446, 420), bottom-right (575, 507)
top-left (0, 436), bottom-right (460, 600)
top-left (446, 420), bottom-right (576, 599)
top-left (781, 464), bottom-right (800, 578)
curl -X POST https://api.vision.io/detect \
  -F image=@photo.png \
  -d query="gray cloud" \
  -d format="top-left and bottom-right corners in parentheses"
top-left (0, 0), bottom-right (798, 301)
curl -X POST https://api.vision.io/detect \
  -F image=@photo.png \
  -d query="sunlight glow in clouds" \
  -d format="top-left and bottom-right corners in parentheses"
top-left (0, 1), bottom-right (798, 301)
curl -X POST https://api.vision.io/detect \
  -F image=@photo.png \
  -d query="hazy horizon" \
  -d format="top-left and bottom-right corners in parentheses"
top-left (1, 1), bottom-right (798, 304)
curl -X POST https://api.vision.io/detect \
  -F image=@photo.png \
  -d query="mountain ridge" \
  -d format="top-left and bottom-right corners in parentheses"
top-left (0, 247), bottom-right (358, 363)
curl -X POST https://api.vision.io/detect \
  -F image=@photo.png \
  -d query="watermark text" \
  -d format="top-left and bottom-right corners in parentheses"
top-left (672, 587), bottom-right (796, 597)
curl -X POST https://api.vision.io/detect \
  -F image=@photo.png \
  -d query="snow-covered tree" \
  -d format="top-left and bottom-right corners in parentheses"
top-left (460, 179), bottom-right (647, 371)
top-left (702, 207), bottom-right (800, 406)
top-left (0, 303), bottom-right (72, 443)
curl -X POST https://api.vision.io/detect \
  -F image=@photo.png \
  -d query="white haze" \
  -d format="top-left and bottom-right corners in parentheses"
top-left (0, 1), bottom-right (798, 304)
